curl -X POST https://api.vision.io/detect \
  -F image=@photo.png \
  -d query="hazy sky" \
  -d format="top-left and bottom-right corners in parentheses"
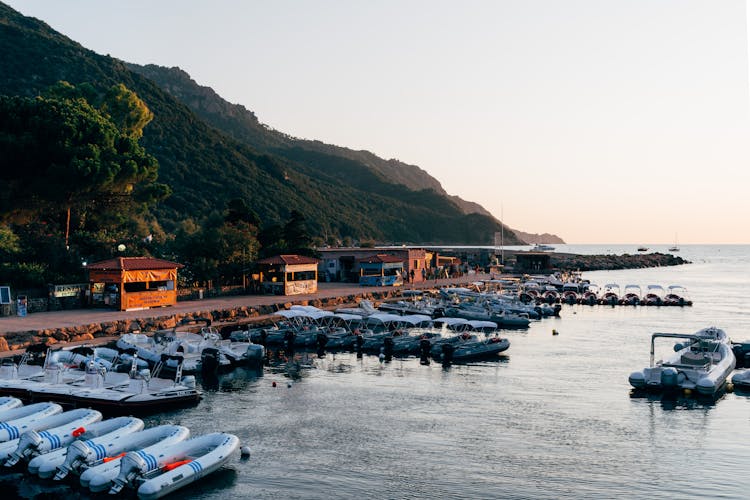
top-left (6, 0), bottom-right (750, 243)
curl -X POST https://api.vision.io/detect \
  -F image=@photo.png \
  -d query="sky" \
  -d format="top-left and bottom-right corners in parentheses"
top-left (5, 0), bottom-right (750, 244)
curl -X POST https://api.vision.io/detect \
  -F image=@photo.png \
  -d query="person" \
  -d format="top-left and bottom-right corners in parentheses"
top-left (421, 268), bottom-right (426, 281)
top-left (409, 269), bottom-right (415, 283)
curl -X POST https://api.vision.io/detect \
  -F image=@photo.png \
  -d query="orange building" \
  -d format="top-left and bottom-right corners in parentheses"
top-left (86, 257), bottom-right (183, 311)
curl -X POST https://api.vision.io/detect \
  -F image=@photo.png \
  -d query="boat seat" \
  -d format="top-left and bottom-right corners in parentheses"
top-left (681, 351), bottom-right (708, 366)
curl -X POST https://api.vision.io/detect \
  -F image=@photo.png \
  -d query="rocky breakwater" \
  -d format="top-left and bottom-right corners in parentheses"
top-left (0, 290), bottom-right (403, 353)
top-left (551, 252), bottom-right (689, 272)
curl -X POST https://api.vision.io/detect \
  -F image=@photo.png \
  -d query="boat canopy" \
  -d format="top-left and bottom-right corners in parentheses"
top-left (467, 320), bottom-right (498, 330)
top-left (276, 309), bottom-right (333, 321)
top-left (330, 313), bottom-right (363, 322)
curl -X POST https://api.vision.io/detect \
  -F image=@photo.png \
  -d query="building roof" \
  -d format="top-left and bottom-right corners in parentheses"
top-left (356, 254), bottom-right (404, 264)
top-left (256, 254), bottom-right (319, 266)
top-left (86, 257), bottom-right (184, 271)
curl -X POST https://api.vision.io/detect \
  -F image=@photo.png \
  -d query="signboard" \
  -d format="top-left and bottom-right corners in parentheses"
top-left (51, 283), bottom-right (88, 298)
top-left (0, 286), bottom-right (10, 304)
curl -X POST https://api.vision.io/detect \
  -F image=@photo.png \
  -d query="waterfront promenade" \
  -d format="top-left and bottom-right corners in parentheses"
top-left (0, 275), bottom-right (490, 336)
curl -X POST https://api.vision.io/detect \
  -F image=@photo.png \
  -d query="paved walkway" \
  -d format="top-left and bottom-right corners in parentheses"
top-left (0, 275), bottom-right (490, 335)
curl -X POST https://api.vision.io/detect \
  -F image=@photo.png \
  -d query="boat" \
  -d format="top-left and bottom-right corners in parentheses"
top-left (731, 370), bottom-right (750, 389)
top-left (668, 234), bottom-right (679, 252)
top-left (637, 246), bottom-right (649, 252)
top-left (82, 425), bottom-right (191, 491)
top-left (628, 327), bottom-right (735, 395)
top-left (561, 283), bottom-right (581, 304)
top-left (0, 402), bottom-right (63, 442)
top-left (108, 432), bottom-right (240, 498)
top-left (66, 354), bottom-right (201, 413)
top-left (0, 397), bottom-right (22, 413)
top-left (619, 284), bottom-right (642, 306)
top-left (432, 335), bottom-right (510, 362)
top-left (580, 283), bottom-right (600, 306)
top-left (531, 243), bottom-right (555, 252)
top-left (642, 284), bottom-right (665, 306)
top-left (28, 415), bottom-right (144, 477)
top-left (663, 285), bottom-right (692, 306)
top-left (599, 283), bottom-right (620, 306)
top-left (0, 408), bottom-right (102, 466)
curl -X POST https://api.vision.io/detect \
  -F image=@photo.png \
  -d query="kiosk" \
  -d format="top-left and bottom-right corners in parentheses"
top-left (257, 255), bottom-right (319, 295)
top-left (86, 257), bottom-right (183, 311)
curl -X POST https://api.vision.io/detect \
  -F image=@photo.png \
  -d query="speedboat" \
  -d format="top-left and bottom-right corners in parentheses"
top-left (619, 284), bottom-right (642, 306)
top-left (580, 284), bottom-right (600, 306)
top-left (561, 283), bottom-right (580, 304)
top-left (628, 327), bottom-right (735, 395)
top-left (599, 284), bottom-right (620, 305)
top-left (82, 425), bottom-right (190, 491)
top-left (29, 415), bottom-right (144, 477)
top-left (642, 284), bottom-right (665, 306)
top-left (663, 285), bottom-right (692, 306)
top-left (108, 432), bottom-right (240, 499)
top-left (0, 408), bottom-right (102, 466)
top-left (531, 243), bottom-right (555, 252)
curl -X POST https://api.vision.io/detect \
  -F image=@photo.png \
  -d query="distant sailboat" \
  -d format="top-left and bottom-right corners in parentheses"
top-left (668, 234), bottom-right (679, 252)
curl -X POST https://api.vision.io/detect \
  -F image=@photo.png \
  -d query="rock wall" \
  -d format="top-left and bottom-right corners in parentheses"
top-left (0, 290), bottom-right (401, 352)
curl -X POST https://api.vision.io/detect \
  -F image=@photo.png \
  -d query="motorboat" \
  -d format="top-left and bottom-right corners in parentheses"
top-left (642, 284), bottom-right (665, 306)
top-left (82, 425), bottom-right (190, 491)
top-left (561, 283), bottom-right (580, 304)
top-left (518, 281), bottom-right (541, 303)
top-left (67, 354), bottom-right (201, 413)
top-left (29, 415), bottom-right (144, 477)
top-left (580, 284), bottom-right (600, 306)
top-left (628, 327), bottom-right (735, 395)
top-left (432, 335), bottom-right (510, 362)
top-left (541, 286), bottom-right (560, 305)
top-left (531, 243), bottom-right (555, 252)
top-left (663, 285), bottom-right (692, 306)
top-left (637, 246), bottom-right (649, 252)
top-left (0, 402), bottom-right (63, 442)
top-left (619, 284), bottom-right (642, 306)
top-left (0, 408), bottom-right (102, 466)
top-left (731, 370), bottom-right (750, 389)
top-left (108, 432), bottom-right (240, 498)
top-left (599, 284), bottom-right (620, 305)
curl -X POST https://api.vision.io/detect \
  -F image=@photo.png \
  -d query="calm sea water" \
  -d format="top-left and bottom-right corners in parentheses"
top-left (5, 245), bottom-right (750, 499)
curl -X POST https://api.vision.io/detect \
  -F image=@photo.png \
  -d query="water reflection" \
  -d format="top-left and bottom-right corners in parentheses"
top-left (629, 389), bottom-right (722, 411)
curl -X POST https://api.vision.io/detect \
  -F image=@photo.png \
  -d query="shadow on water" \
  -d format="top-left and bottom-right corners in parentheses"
top-left (629, 388), bottom-right (723, 410)
top-left (199, 366), bottom-right (264, 393)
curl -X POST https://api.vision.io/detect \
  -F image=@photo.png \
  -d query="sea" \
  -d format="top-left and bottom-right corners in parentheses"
top-left (4, 244), bottom-right (750, 499)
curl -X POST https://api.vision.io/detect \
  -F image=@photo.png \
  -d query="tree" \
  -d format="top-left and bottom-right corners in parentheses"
top-left (0, 89), bottom-right (168, 247)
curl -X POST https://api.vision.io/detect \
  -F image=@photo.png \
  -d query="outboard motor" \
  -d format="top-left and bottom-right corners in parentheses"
top-left (419, 338), bottom-right (431, 365)
top-left (4, 430), bottom-right (43, 467)
top-left (355, 334), bottom-right (364, 358)
top-left (316, 332), bottom-right (328, 356)
top-left (54, 439), bottom-right (94, 480)
top-left (284, 330), bottom-right (296, 355)
top-left (660, 367), bottom-right (679, 389)
top-left (383, 337), bottom-right (394, 362)
top-left (109, 451), bottom-right (152, 494)
top-left (553, 304), bottom-right (562, 317)
top-left (441, 343), bottom-right (454, 367)
top-left (201, 347), bottom-right (221, 374)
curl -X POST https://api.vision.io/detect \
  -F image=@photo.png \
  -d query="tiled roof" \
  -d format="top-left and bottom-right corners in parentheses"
top-left (256, 254), bottom-right (319, 265)
top-left (86, 257), bottom-right (184, 271)
top-left (356, 254), bottom-right (404, 264)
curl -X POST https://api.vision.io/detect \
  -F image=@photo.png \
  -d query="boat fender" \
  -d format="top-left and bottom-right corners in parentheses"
top-left (660, 367), bottom-right (678, 388)
top-left (727, 383), bottom-right (734, 393)
top-left (272, 381), bottom-right (277, 388)
top-left (72, 427), bottom-right (86, 438)
top-left (673, 343), bottom-right (684, 352)
top-left (240, 446), bottom-right (251, 459)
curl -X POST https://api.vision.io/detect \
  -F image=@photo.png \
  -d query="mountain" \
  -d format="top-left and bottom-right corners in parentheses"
top-left (0, 3), bottom-right (529, 245)
top-left (512, 230), bottom-right (565, 245)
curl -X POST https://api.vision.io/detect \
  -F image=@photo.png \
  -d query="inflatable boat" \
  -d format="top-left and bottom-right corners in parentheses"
top-left (83, 425), bottom-right (190, 492)
top-left (0, 397), bottom-right (23, 414)
top-left (29, 416), bottom-right (144, 477)
top-left (629, 327), bottom-right (735, 395)
top-left (0, 402), bottom-right (62, 442)
top-left (0, 408), bottom-right (102, 466)
top-left (109, 432), bottom-right (240, 499)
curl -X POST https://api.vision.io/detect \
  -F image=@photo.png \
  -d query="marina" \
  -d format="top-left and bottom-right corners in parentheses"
top-left (0, 245), bottom-right (747, 499)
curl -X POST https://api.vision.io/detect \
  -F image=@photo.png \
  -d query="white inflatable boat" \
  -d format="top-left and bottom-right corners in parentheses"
top-left (82, 425), bottom-right (190, 491)
top-left (0, 402), bottom-right (63, 442)
top-left (0, 408), bottom-right (102, 466)
top-left (629, 326), bottom-right (735, 395)
top-left (30, 416), bottom-right (144, 477)
top-left (109, 432), bottom-right (240, 499)
top-left (0, 397), bottom-right (22, 413)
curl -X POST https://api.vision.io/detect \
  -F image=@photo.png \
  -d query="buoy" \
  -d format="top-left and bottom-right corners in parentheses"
top-left (240, 446), bottom-right (251, 459)
top-left (552, 329), bottom-right (559, 336)
top-left (727, 383), bottom-right (734, 393)
top-left (287, 383), bottom-right (292, 388)
top-left (272, 381), bottom-right (277, 387)
top-left (684, 388), bottom-right (692, 396)
top-left (379, 353), bottom-right (385, 363)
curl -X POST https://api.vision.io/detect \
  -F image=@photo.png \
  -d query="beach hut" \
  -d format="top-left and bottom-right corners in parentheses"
top-left (257, 254), bottom-right (319, 295)
top-left (86, 257), bottom-right (183, 311)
